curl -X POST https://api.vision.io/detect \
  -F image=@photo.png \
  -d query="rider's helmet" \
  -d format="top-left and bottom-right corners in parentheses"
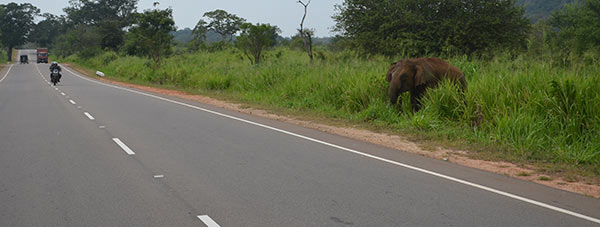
top-left (51, 61), bottom-right (58, 66)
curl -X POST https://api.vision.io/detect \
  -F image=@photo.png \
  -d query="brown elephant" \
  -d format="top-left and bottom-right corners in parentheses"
top-left (386, 58), bottom-right (466, 112)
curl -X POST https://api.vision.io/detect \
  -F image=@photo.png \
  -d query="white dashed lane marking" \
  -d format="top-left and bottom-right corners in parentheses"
top-left (112, 138), bottom-right (135, 155)
top-left (197, 215), bottom-right (221, 227)
top-left (84, 112), bottom-right (95, 120)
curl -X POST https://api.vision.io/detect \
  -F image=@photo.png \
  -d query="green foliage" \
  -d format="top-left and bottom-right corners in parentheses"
top-left (29, 13), bottom-right (66, 48)
top-left (547, 0), bottom-right (600, 61)
top-left (98, 20), bottom-right (126, 51)
top-left (235, 23), bottom-right (280, 65)
top-left (526, 20), bottom-right (550, 59)
top-left (0, 3), bottom-right (39, 61)
top-left (67, 48), bottom-right (600, 172)
top-left (192, 20), bottom-right (208, 42)
top-left (59, 0), bottom-right (138, 52)
top-left (53, 24), bottom-right (102, 58)
top-left (125, 7), bottom-right (176, 70)
top-left (333, 0), bottom-right (531, 57)
top-left (202, 9), bottom-right (246, 42)
top-left (64, 0), bottom-right (138, 26)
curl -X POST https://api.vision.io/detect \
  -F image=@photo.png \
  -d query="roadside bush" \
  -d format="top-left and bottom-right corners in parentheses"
top-left (78, 47), bottom-right (102, 59)
top-left (100, 51), bottom-right (119, 65)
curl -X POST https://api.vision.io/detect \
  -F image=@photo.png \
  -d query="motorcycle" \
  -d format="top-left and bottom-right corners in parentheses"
top-left (50, 69), bottom-right (61, 86)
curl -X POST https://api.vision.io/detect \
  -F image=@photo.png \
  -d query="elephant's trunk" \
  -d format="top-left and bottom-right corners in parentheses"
top-left (389, 85), bottom-right (401, 109)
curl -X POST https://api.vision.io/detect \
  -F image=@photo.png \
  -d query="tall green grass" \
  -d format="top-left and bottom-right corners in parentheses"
top-left (68, 48), bottom-right (600, 174)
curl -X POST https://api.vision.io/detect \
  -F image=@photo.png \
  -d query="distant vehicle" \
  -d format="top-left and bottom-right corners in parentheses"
top-left (20, 55), bottom-right (28, 64)
top-left (37, 48), bottom-right (49, 63)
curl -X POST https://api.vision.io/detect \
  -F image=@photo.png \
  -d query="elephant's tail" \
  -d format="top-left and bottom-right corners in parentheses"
top-left (458, 75), bottom-right (468, 92)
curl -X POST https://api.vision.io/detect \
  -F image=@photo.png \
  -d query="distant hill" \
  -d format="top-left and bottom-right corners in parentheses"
top-left (172, 28), bottom-right (193, 43)
top-left (171, 28), bottom-right (226, 44)
top-left (517, 0), bottom-right (575, 22)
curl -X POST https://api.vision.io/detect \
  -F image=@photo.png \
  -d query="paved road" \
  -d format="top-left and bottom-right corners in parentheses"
top-left (1, 50), bottom-right (599, 226)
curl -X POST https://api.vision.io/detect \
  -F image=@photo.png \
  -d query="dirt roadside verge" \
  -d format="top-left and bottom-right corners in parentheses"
top-left (66, 64), bottom-right (600, 198)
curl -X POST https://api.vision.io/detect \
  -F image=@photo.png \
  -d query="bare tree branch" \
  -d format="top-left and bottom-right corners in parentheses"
top-left (297, 0), bottom-right (313, 63)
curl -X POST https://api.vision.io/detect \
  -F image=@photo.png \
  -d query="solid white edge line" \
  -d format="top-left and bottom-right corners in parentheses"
top-left (84, 112), bottom-right (95, 120)
top-left (62, 67), bottom-right (600, 224)
top-left (0, 64), bottom-right (15, 83)
top-left (112, 138), bottom-right (135, 155)
top-left (197, 215), bottom-right (220, 227)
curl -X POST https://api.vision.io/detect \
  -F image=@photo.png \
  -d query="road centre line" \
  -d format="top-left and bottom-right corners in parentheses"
top-left (0, 64), bottom-right (15, 83)
top-left (197, 215), bottom-right (221, 227)
top-left (84, 112), bottom-right (95, 120)
top-left (112, 138), bottom-right (135, 155)
top-left (63, 67), bottom-right (600, 224)
top-left (69, 100), bottom-right (76, 105)
top-left (60, 92), bottom-right (65, 96)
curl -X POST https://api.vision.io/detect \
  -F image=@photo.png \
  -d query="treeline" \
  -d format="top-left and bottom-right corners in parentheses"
top-left (332, 0), bottom-right (599, 63)
top-left (1, 0), bottom-right (599, 65)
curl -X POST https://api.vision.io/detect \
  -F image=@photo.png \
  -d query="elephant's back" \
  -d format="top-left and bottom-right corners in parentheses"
top-left (425, 58), bottom-right (466, 89)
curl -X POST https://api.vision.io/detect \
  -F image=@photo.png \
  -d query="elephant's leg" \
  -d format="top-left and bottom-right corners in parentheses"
top-left (410, 87), bottom-right (426, 112)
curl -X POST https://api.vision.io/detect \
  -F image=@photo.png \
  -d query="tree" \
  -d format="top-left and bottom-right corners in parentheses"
top-left (64, 0), bottom-right (138, 26)
top-left (0, 3), bottom-right (39, 61)
top-left (202, 9), bottom-right (246, 42)
top-left (235, 23), bottom-right (280, 65)
top-left (29, 13), bottom-right (67, 48)
top-left (125, 7), bottom-right (176, 69)
top-left (187, 19), bottom-right (209, 51)
top-left (526, 20), bottom-right (550, 59)
top-left (192, 19), bottom-right (209, 42)
top-left (333, 0), bottom-right (530, 57)
top-left (548, 0), bottom-right (600, 56)
top-left (63, 0), bottom-right (138, 50)
top-left (53, 24), bottom-right (102, 58)
top-left (98, 19), bottom-right (126, 50)
top-left (297, 0), bottom-right (314, 62)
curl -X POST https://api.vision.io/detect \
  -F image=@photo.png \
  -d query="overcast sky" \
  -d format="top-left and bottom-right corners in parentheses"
top-left (1, 0), bottom-right (344, 37)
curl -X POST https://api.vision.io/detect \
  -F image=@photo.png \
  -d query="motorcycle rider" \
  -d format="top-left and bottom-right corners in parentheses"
top-left (49, 61), bottom-right (62, 82)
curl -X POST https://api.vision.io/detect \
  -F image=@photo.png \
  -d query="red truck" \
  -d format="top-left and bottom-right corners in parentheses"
top-left (37, 48), bottom-right (49, 63)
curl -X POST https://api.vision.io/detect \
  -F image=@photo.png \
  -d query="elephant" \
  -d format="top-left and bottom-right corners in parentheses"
top-left (386, 58), bottom-right (466, 112)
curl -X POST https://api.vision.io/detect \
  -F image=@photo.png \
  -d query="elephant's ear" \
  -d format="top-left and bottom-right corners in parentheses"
top-left (385, 62), bottom-right (396, 82)
top-left (414, 62), bottom-right (435, 86)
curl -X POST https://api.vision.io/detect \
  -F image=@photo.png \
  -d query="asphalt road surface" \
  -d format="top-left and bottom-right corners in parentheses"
top-left (1, 50), bottom-right (599, 226)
